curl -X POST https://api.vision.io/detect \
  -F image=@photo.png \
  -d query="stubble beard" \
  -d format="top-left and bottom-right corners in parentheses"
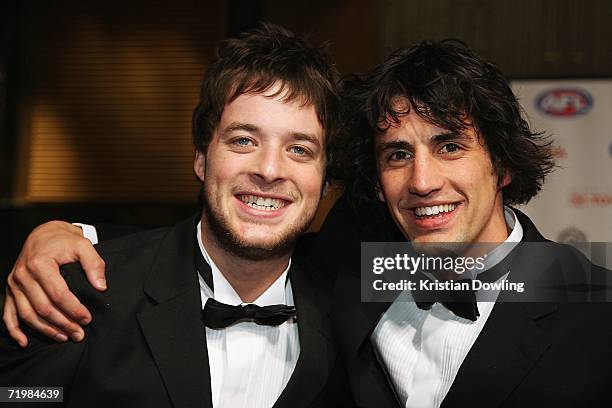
top-left (200, 187), bottom-right (314, 261)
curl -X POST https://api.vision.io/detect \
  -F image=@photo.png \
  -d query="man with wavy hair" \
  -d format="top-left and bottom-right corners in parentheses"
top-left (0, 24), bottom-right (351, 407)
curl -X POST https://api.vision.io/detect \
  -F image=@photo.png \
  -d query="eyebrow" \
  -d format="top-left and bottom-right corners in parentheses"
top-left (377, 140), bottom-right (413, 153)
top-left (222, 122), bottom-right (260, 136)
top-left (291, 132), bottom-right (321, 148)
top-left (431, 132), bottom-right (474, 144)
top-left (377, 132), bottom-right (474, 153)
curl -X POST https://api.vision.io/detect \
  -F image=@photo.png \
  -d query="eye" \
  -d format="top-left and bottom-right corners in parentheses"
top-left (233, 137), bottom-right (253, 146)
top-left (289, 145), bottom-right (311, 157)
top-left (389, 150), bottom-right (412, 161)
top-left (440, 143), bottom-right (461, 153)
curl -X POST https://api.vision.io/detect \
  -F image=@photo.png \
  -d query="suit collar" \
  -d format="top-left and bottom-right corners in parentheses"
top-left (512, 207), bottom-right (548, 242)
top-left (442, 301), bottom-right (552, 407)
top-left (138, 214), bottom-right (213, 408)
top-left (332, 271), bottom-right (398, 407)
top-left (274, 257), bottom-right (336, 408)
top-left (142, 215), bottom-right (201, 304)
top-left (333, 270), bottom-right (392, 356)
top-left (443, 210), bottom-right (557, 407)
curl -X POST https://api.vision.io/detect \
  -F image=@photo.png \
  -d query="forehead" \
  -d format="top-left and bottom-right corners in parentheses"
top-left (376, 109), bottom-right (448, 143)
top-left (375, 99), bottom-right (479, 146)
top-left (220, 89), bottom-right (324, 140)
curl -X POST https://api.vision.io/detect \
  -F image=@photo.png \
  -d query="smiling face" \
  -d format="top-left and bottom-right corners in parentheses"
top-left (194, 86), bottom-right (326, 260)
top-left (375, 104), bottom-right (510, 245)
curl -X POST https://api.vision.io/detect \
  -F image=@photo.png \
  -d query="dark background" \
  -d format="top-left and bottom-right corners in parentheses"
top-left (1, 0), bottom-right (611, 279)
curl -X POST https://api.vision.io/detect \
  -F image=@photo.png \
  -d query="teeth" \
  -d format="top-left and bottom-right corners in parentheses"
top-left (239, 195), bottom-right (286, 211)
top-left (414, 204), bottom-right (456, 217)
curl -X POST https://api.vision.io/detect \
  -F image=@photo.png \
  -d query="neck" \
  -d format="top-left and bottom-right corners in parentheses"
top-left (199, 219), bottom-right (291, 303)
top-left (462, 202), bottom-right (512, 260)
top-left (487, 203), bottom-right (512, 242)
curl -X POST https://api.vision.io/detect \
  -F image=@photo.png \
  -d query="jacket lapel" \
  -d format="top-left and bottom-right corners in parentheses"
top-left (353, 336), bottom-right (402, 408)
top-left (273, 260), bottom-right (335, 408)
top-left (442, 302), bottom-right (554, 407)
top-left (333, 272), bottom-right (398, 408)
top-left (443, 208), bottom-right (557, 407)
top-left (137, 215), bottom-right (213, 408)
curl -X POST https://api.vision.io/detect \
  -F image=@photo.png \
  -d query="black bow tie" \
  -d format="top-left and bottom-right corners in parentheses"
top-left (413, 279), bottom-right (480, 321)
top-left (202, 298), bottom-right (296, 329)
top-left (412, 249), bottom-right (518, 321)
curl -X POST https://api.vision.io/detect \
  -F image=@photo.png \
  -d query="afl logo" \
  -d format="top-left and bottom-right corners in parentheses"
top-left (536, 89), bottom-right (593, 117)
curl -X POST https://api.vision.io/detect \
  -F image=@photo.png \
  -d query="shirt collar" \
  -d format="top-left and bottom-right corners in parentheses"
top-left (196, 221), bottom-right (291, 306)
top-left (504, 206), bottom-right (523, 243)
top-left (478, 206), bottom-right (523, 271)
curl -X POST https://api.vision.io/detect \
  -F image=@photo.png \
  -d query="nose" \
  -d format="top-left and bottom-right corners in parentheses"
top-left (407, 152), bottom-right (443, 197)
top-left (251, 145), bottom-right (286, 184)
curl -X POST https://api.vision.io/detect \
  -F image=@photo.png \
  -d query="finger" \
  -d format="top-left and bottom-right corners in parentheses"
top-left (32, 256), bottom-right (93, 325)
top-left (11, 274), bottom-right (85, 342)
top-left (2, 289), bottom-right (28, 348)
top-left (10, 287), bottom-right (72, 343)
top-left (76, 239), bottom-right (107, 291)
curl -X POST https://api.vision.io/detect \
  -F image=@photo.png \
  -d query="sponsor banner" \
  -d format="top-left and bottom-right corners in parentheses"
top-left (511, 80), bottom-right (612, 243)
top-left (535, 88), bottom-right (593, 117)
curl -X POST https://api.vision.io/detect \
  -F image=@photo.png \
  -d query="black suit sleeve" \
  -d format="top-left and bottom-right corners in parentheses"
top-left (0, 271), bottom-right (87, 405)
top-left (93, 223), bottom-right (146, 242)
top-left (0, 326), bottom-right (86, 402)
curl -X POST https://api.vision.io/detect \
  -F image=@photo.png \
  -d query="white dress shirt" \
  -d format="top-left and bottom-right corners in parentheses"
top-left (371, 207), bottom-right (523, 408)
top-left (197, 222), bottom-right (300, 408)
top-left (74, 222), bottom-right (99, 245)
top-left (79, 221), bottom-right (300, 407)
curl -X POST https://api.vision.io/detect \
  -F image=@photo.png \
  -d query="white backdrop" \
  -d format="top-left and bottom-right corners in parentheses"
top-left (511, 79), bottom-right (612, 243)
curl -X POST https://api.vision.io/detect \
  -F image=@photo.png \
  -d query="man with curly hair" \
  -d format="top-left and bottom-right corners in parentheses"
top-left (322, 40), bottom-right (612, 407)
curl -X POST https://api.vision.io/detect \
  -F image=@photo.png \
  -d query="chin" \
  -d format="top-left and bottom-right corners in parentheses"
top-left (410, 232), bottom-right (458, 244)
top-left (240, 236), bottom-right (284, 250)
top-left (232, 236), bottom-right (297, 261)
top-left (234, 225), bottom-right (304, 258)
top-left (240, 226), bottom-right (289, 243)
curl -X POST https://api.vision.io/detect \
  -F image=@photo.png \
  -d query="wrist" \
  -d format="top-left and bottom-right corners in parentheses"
top-left (72, 223), bottom-right (99, 245)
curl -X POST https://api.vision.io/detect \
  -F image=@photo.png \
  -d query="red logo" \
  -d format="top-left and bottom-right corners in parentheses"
top-left (569, 192), bottom-right (612, 208)
top-left (591, 194), bottom-right (612, 206)
top-left (550, 146), bottom-right (567, 159)
top-left (536, 89), bottom-right (593, 117)
top-left (570, 193), bottom-right (587, 208)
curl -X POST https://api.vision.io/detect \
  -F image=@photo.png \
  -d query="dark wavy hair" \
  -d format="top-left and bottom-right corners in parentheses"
top-left (192, 23), bottom-right (340, 180)
top-left (338, 39), bottom-right (554, 209)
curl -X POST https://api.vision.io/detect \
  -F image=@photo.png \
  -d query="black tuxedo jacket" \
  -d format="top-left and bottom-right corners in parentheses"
top-left (312, 197), bottom-right (612, 407)
top-left (0, 214), bottom-right (353, 407)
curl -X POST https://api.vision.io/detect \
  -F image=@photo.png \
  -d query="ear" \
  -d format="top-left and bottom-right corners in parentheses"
top-left (499, 169), bottom-right (512, 189)
top-left (194, 150), bottom-right (206, 182)
top-left (376, 182), bottom-right (386, 202)
top-left (322, 181), bottom-right (330, 197)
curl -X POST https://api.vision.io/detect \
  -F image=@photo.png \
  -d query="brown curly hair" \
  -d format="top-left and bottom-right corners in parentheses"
top-left (337, 39), bottom-right (554, 210)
